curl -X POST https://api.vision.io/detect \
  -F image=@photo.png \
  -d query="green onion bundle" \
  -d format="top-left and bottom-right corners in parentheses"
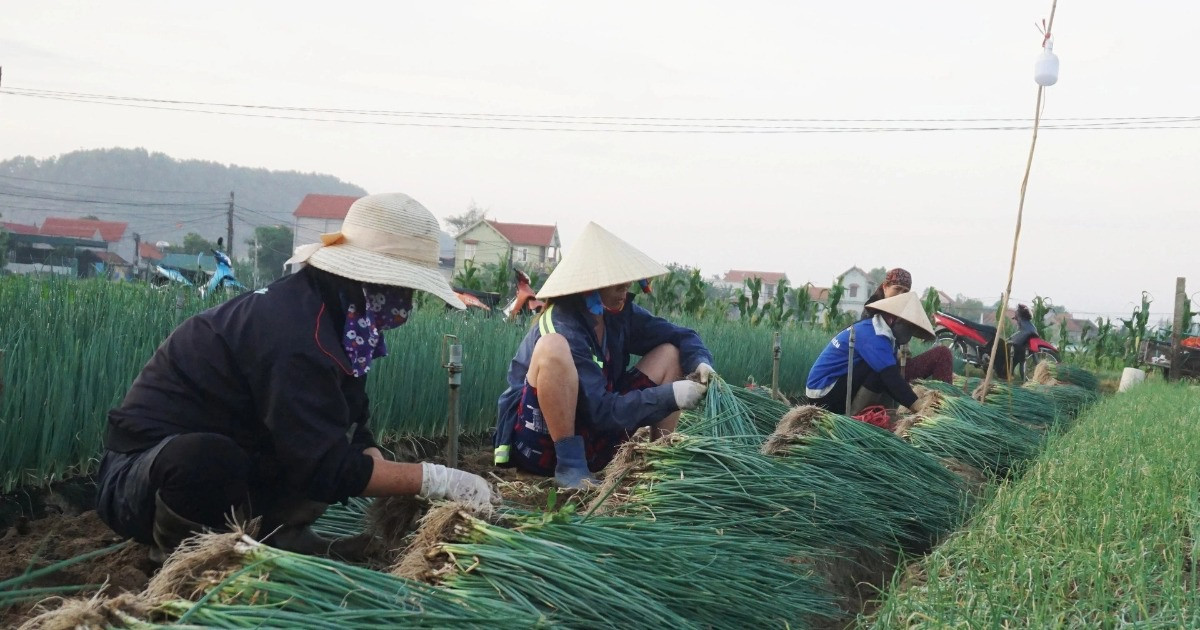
top-left (763, 407), bottom-right (969, 552)
top-left (930, 393), bottom-right (1046, 451)
top-left (906, 412), bottom-right (1038, 477)
top-left (677, 376), bottom-right (764, 444)
top-left (408, 507), bottom-right (837, 629)
top-left (1046, 363), bottom-right (1100, 391)
top-left (731, 384), bottom-right (793, 433)
top-left (151, 533), bottom-right (541, 628)
top-left (310, 497), bottom-right (373, 539)
top-left (1024, 383), bottom-right (1100, 418)
top-left (592, 432), bottom-right (899, 554)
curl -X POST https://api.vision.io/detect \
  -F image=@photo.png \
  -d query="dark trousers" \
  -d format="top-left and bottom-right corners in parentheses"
top-left (97, 433), bottom-right (253, 543)
top-left (809, 361), bottom-right (884, 415)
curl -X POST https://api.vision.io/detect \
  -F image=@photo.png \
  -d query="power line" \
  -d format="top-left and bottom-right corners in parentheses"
top-left (5, 87), bottom-right (1200, 134)
top-left (4, 86), bottom-right (1199, 124)
top-left (0, 172), bottom-right (218, 195)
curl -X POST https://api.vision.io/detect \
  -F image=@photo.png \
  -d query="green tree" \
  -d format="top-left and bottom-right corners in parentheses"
top-left (453, 259), bottom-right (483, 291)
top-left (921, 287), bottom-right (942, 321)
top-left (791, 284), bottom-right (817, 327)
top-left (824, 276), bottom-right (848, 332)
top-left (444, 201), bottom-right (488, 234)
top-left (248, 224), bottom-right (294, 282)
top-left (1031, 295), bottom-right (1055, 338)
top-left (866, 266), bottom-right (887, 288)
top-left (166, 232), bottom-right (217, 255)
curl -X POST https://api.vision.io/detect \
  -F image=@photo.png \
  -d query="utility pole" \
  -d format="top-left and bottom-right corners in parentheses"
top-left (227, 191), bottom-right (235, 258)
top-left (1170, 277), bottom-right (1186, 383)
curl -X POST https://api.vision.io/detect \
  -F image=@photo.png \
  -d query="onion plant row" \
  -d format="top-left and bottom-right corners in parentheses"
top-left (0, 277), bottom-right (826, 491)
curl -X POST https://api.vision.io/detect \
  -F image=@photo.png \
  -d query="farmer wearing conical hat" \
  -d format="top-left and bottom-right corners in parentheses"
top-left (493, 223), bottom-right (715, 488)
top-left (97, 193), bottom-right (496, 563)
top-left (806, 291), bottom-right (936, 415)
top-left (859, 267), bottom-right (953, 384)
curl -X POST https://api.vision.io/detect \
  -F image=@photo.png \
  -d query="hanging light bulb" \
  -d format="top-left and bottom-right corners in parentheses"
top-left (1034, 38), bottom-right (1059, 86)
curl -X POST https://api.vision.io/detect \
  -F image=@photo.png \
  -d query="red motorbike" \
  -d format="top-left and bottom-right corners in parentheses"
top-left (501, 269), bottom-right (544, 321)
top-left (933, 310), bottom-right (1061, 380)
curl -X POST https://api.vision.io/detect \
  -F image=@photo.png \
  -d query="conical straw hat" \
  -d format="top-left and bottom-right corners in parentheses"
top-left (285, 192), bottom-right (464, 308)
top-left (864, 292), bottom-right (935, 340)
top-left (536, 222), bottom-right (668, 300)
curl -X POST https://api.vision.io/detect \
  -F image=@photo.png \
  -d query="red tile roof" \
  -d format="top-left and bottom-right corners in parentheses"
top-left (91, 251), bottom-right (129, 265)
top-left (723, 270), bottom-right (788, 285)
top-left (2, 221), bottom-right (40, 235)
top-left (804, 284), bottom-right (830, 302)
top-left (139, 241), bottom-right (165, 261)
top-left (292, 194), bottom-right (361, 219)
top-left (486, 220), bottom-right (557, 247)
top-left (40, 217), bottom-right (127, 242)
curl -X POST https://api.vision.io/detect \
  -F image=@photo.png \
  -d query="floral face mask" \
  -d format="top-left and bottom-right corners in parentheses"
top-left (342, 285), bottom-right (413, 377)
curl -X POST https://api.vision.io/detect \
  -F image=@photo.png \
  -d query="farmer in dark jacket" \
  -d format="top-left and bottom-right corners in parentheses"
top-left (493, 222), bottom-right (714, 488)
top-left (98, 193), bottom-right (495, 562)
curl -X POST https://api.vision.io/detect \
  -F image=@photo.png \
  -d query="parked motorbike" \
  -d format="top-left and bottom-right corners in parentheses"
top-left (199, 238), bottom-right (247, 298)
top-left (933, 310), bottom-right (1061, 380)
top-left (501, 269), bottom-right (544, 321)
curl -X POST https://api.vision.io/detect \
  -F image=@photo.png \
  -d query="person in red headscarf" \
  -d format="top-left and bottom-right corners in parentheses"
top-left (860, 267), bottom-right (952, 384)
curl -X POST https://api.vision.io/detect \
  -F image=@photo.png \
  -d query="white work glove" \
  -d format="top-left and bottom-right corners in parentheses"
top-left (420, 463), bottom-right (496, 512)
top-left (672, 380), bottom-right (708, 410)
top-left (693, 362), bottom-right (716, 384)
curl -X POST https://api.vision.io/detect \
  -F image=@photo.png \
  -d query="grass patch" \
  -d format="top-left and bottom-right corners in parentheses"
top-left (867, 382), bottom-right (1200, 627)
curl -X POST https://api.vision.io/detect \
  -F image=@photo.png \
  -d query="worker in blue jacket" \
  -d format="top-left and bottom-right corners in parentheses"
top-left (494, 223), bottom-right (714, 488)
top-left (805, 292), bottom-right (936, 415)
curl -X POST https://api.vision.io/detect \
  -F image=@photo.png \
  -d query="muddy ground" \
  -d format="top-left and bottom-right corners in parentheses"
top-left (0, 436), bottom-right (890, 628)
top-left (0, 437), bottom-right (555, 627)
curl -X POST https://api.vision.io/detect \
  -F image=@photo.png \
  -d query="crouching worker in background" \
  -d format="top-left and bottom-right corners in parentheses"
top-left (493, 223), bottom-right (714, 489)
top-left (97, 193), bottom-right (495, 563)
top-left (805, 292), bottom-right (937, 415)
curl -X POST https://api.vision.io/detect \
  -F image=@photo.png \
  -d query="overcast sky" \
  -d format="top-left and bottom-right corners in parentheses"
top-left (3, 1), bottom-right (1197, 322)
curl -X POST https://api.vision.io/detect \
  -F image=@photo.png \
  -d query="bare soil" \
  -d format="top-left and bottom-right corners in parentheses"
top-left (0, 510), bottom-right (157, 627)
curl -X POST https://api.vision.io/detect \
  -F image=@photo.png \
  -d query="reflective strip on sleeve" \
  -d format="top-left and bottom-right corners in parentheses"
top-left (494, 444), bottom-right (511, 465)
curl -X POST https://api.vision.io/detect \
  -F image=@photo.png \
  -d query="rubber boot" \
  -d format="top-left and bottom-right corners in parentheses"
top-left (150, 491), bottom-right (207, 565)
top-left (848, 387), bottom-right (884, 416)
top-left (260, 498), bottom-right (335, 556)
top-left (553, 435), bottom-right (598, 489)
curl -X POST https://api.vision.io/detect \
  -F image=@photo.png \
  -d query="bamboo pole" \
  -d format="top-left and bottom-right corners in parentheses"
top-left (977, 0), bottom-right (1059, 402)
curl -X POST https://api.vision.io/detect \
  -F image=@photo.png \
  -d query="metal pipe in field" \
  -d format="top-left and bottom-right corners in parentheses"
top-left (771, 331), bottom-right (782, 402)
top-left (845, 326), bottom-right (856, 413)
top-left (443, 335), bottom-right (463, 468)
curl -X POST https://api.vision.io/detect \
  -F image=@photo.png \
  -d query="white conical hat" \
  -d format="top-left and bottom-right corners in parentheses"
top-left (865, 292), bottom-right (935, 340)
top-left (285, 192), bottom-right (464, 309)
top-left (536, 222), bottom-right (668, 299)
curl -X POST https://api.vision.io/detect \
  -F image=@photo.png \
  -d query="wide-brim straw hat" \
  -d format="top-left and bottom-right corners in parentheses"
top-left (536, 222), bottom-right (668, 300)
top-left (865, 292), bottom-right (935, 340)
top-left (285, 192), bottom-right (464, 309)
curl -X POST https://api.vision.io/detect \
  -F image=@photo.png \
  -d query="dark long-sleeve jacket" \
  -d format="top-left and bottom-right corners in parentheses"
top-left (105, 268), bottom-right (377, 504)
top-left (493, 295), bottom-right (713, 448)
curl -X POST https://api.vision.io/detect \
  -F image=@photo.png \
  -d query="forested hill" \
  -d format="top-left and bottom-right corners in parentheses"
top-left (0, 148), bottom-right (367, 259)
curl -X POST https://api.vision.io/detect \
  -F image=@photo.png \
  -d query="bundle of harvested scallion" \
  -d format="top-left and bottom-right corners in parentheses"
top-left (762, 406), bottom-right (969, 552)
top-left (676, 375), bottom-right (763, 444)
top-left (396, 505), bottom-right (838, 629)
top-left (146, 532), bottom-right (542, 628)
top-left (590, 430), bottom-right (900, 554)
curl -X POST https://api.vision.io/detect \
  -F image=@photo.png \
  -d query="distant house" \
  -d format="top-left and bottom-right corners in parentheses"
top-left (138, 241), bottom-right (166, 263)
top-left (4, 217), bottom-right (128, 278)
top-left (40, 218), bottom-right (127, 249)
top-left (2, 221), bottom-right (40, 236)
top-left (835, 266), bottom-right (874, 315)
top-left (455, 220), bottom-right (560, 272)
top-left (715, 270), bottom-right (789, 307)
top-left (290, 194), bottom-right (361, 255)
